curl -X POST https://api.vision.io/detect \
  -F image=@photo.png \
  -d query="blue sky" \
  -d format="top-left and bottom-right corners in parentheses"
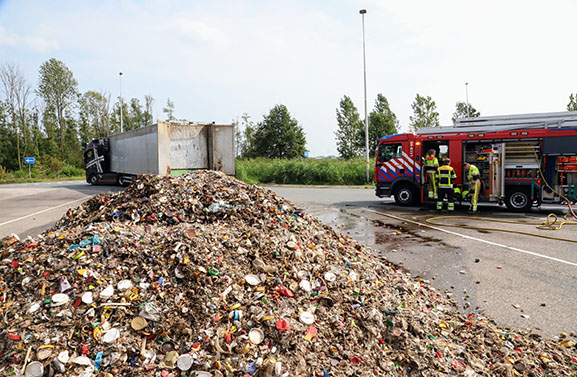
top-left (1, 0), bottom-right (576, 156)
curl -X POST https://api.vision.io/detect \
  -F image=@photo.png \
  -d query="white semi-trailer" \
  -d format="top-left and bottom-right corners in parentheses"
top-left (84, 121), bottom-right (235, 185)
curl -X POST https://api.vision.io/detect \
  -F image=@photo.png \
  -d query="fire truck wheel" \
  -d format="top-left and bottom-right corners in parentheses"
top-left (394, 184), bottom-right (418, 206)
top-left (89, 174), bottom-right (98, 186)
top-left (505, 188), bottom-right (532, 212)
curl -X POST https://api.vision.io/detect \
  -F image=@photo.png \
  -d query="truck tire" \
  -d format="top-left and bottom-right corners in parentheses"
top-left (505, 187), bottom-right (532, 212)
top-left (394, 183), bottom-right (418, 206)
top-left (89, 174), bottom-right (98, 186)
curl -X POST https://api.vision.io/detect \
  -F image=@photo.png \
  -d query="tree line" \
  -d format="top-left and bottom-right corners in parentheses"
top-left (334, 94), bottom-right (482, 159)
top-left (0, 59), bottom-right (176, 173)
top-left (233, 95), bottom-right (481, 160)
top-left (1, 58), bottom-right (576, 172)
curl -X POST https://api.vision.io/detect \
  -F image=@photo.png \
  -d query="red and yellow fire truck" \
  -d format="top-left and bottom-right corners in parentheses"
top-left (375, 111), bottom-right (577, 211)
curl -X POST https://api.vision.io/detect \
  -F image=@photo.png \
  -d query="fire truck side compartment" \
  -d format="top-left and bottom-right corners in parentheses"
top-left (542, 136), bottom-right (577, 155)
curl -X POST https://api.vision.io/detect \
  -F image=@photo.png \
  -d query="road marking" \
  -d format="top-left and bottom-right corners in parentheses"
top-left (0, 196), bottom-right (90, 227)
top-left (364, 208), bottom-right (577, 268)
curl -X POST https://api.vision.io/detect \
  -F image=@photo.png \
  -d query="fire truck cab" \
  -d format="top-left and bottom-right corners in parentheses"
top-left (375, 111), bottom-right (577, 211)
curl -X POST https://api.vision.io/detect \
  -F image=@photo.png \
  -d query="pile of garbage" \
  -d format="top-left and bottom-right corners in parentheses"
top-left (1, 171), bottom-right (575, 377)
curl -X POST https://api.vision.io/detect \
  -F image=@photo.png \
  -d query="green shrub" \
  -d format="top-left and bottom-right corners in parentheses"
top-left (12, 169), bottom-right (28, 178)
top-left (57, 165), bottom-right (84, 177)
top-left (235, 158), bottom-right (375, 185)
top-left (42, 155), bottom-right (65, 171)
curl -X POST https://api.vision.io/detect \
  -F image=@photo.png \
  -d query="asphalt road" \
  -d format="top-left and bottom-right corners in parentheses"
top-left (0, 180), bottom-right (124, 239)
top-left (1, 180), bottom-right (576, 339)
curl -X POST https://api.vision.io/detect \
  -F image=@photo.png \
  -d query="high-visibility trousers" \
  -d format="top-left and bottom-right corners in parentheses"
top-left (470, 179), bottom-right (481, 212)
top-left (427, 171), bottom-right (437, 199)
top-left (437, 187), bottom-right (455, 211)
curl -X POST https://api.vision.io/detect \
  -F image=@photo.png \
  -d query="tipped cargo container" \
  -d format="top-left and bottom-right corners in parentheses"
top-left (84, 121), bottom-right (235, 185)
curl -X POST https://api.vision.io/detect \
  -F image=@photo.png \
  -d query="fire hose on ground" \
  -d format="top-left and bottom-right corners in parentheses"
top-left (425, 214), bottom-right (577, 244)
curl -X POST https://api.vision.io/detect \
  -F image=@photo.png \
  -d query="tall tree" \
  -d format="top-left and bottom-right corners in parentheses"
top-left (409, 94), bottom-right (440, 132)
top-left (38, 101), bottom-right (60, 160)
top-left (234, 113), bottom-right (255, 158)
top-left (109, 96), bottom-right (151, 133)
top-left (568, 93), bottom-right (577, 111)
top-left (335, 95), bottom-right (363, 159)
top-left (128, 98), bottom-right (145, 130)
top-left (0, 99), bottom-right (18, 171)
top-left (110, 98), bottom-right (127, 134)
top-left (144, 95), bottom-right (154, 126)
top-left (78, 91), bottom-right (110, 145)
top-left (1, 63), bottom-right (32, 169)
top-left (368, 94), bottom-right (398, 157)
top-left (37, 58), bottom-right (78, 161)
top-left (250, 104), bottom-right (306, 159)
top-left (452, 101), bottom-right (480, 123)
top-left (163, 98), bottom-right (175, 121)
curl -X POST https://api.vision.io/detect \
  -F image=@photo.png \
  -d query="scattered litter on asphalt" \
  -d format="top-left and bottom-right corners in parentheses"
top-left (1, 171), bottom-right (576, 376)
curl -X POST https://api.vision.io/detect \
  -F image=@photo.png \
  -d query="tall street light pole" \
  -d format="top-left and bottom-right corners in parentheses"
top-left (359, 9), bottom-right (369, 183)
top-left (119, 72), bottom-right (124, 133)
top-left (465, 82), bottom-right (470, 118)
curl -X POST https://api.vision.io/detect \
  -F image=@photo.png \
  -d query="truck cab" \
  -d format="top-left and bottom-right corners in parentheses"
top-left (375, 133), bottom-right (422, 205)
top-left (84, 138), bottom-right (119, 185)
top-left (375, 133), bottom-right (462, 205)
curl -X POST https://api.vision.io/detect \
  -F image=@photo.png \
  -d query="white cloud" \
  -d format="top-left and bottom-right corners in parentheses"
top-left (0, 25), bottom-right (17, 46)
top-left (0, 25), bottom-right (59, 52)
top-left (159, 17), bottom-right (229, 47)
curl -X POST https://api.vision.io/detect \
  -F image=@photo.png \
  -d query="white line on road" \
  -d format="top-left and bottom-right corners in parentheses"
top-left (0, 196), bottom-right (90, 227)
top-left (365, 208), bottom-right (577, 268)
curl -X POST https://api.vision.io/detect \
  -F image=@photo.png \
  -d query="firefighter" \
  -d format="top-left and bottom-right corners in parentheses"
top-left (436, 158), bottom-right (457, 211)
top-left (424, 149), bottom-right (439, 199)
top-left (464, 162), bottom-right (481, 213)
top-left (453, 186), bottom-right (462, 207)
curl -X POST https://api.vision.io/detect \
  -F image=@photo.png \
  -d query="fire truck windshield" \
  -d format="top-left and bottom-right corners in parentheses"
top-left (378, 143), bottom-right (402, 163)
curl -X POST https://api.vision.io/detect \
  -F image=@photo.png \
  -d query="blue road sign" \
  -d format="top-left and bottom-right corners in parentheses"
top-left (24, 157), bottom-right (35, 164)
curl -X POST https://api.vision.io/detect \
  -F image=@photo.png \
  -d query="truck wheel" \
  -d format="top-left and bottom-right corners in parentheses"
top-left (89, 174), bottom-right (98, 186)
top-left (394, 184), bottom-right (418, 206)
top-left (505, 188), bottom-right (532, 212)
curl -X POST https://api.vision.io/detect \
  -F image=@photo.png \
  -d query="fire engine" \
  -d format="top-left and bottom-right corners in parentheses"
top-left (374, 111), bottom-right (577, 211)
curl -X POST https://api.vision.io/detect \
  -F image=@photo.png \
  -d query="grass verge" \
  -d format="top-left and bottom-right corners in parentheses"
top-left (235, 158), bottom-right (375, 185)
top-left (0, 165), bottom-right (85, 184)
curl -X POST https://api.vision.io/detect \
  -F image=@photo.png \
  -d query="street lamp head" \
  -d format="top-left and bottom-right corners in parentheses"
top-left (119, 72), bottom-right (123, 76)
top-left (359, 9), bottom-right (367, 14)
